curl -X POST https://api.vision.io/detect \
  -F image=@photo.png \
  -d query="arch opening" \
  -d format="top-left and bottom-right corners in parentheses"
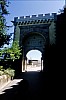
top-left (25, 50), bottom-right (43, 72)
top-left (21, 32), bottom-right (45, 72)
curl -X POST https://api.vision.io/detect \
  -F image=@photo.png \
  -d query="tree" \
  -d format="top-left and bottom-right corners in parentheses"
top-left (0, 0), bottom-right (10, 47)
top-left (0, 41), bottom-right (22, 62)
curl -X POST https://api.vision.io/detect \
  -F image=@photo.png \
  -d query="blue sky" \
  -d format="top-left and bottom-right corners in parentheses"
top-left (6, 0), bottom-right (65, 33)
top-left (3, 0), bottom-right (65, 60)
top-left (26, 50), bottom-right (42, 60)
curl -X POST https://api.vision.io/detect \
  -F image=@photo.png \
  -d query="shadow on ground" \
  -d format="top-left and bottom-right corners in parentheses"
top-left (0, 72), bottom-right (48, 100)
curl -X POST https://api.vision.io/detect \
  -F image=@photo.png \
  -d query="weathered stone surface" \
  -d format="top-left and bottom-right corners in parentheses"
top-left (12, 13), bottom-right (57, 72)
top-left (0, 75), bottom-right (11, 89)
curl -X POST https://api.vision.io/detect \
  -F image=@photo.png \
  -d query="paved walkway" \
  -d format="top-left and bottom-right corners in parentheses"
top-left (0, 65), bottom-right (48, 99)
top-left (0, 71), bottom-right (48, 100)
top-left (0, 80), bottom-right (11, 92)
top-left (0, 66), bottom-right (40, 94)
top-left (0, 79), bottom-right (23, 95)
top-left (26, 65), bottom-right (41, 71)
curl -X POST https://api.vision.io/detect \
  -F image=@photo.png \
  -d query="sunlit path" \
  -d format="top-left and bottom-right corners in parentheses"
top-left (26, 50), bottom-right (43, 72)
top-left (0, 79), bottom-right (23, 95)
top-left (26, 65), bottom-right (41, 72)
top-left (0, 72), bottom-right (48, 100)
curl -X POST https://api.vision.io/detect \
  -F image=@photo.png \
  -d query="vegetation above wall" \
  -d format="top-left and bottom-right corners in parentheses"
top-left (0, 41), bottom-right (22, 62)
top-left (0, 66), bottom-right (15, 78)
top-left (0, 41), bottom-right (22, 77)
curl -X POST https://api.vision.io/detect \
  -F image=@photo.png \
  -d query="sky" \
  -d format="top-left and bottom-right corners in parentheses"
top-left (3, 0), bottom-right (65, 60)
top-left (6, 0), bottom-right (65, 33)
top-left (26, 50), bottom-right (42, 60)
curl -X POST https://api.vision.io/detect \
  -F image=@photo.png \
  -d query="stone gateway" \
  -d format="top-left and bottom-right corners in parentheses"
top-left (12, 13), bottom-right (56, 72)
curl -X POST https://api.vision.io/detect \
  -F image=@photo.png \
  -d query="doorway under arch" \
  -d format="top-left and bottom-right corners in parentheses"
top-left (26, 50), bottom-right (43, 72)
top-left (21, 32), bottom-right (46, 72)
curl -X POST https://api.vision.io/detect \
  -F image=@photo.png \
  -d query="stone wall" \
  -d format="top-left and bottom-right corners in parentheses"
top-left (0, 75), bottom-right (11, 89)
top-left (13, 13), bottom-right (57, 46)
top-left (14, 13), bottom-right (57, 22)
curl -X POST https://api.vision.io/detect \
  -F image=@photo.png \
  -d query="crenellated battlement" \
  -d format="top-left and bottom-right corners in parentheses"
top-left (13, 13), bottom-right (57, 26)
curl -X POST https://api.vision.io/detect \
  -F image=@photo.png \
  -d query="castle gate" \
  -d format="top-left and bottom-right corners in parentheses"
top-left (13, 13), bottom-right (56, 72)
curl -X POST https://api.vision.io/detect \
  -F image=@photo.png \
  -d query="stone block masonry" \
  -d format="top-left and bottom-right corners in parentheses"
top-left (13, 13), bottom-right (57, 26)
top-left (0, 75), bottom-right (11, 90)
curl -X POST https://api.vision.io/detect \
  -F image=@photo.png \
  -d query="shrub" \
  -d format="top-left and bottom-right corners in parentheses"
top-left (0, 70), bottom-right (4, 76)
top-left (4, 67), bottom-right (15, 77)
top-left (0, 66), bottom-right (3, 70)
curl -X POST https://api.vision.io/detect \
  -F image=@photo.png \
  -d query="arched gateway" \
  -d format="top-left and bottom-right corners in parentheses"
top-left (12, 13), bottom-right (56, 72)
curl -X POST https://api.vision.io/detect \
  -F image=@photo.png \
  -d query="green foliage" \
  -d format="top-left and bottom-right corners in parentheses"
top-left (0, 0), bottom-right (10, 47)
top-left (4, 67), bottom-right (15, 77)
top-left (9, 41), bottom-right (22, 61)
top-left (0, 66), bottom-right (3, 70)
top-left (0, 70), bottom-right (4, 75)
top-left (0, 66), bottom-right (4, 75)
top-left (0, 0), bottom-right (9, 15)
top-left (0, 66), bottom-right (4, 76)
top-left (0, 66), bottom-right (15, 77)
top-left (0, 41), bottom-right (22, 62)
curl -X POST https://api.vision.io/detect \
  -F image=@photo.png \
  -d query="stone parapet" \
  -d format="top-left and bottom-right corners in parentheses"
top-left (13, 13), bottom-right (57, 26)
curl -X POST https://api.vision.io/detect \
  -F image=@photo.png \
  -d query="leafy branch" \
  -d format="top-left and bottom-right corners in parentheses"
top-left (0, 41), bottom-right (22, 62)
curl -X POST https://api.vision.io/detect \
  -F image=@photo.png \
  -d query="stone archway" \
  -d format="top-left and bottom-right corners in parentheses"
top-left (21, 32), bottom-right (46, 72)
top-left (12, 13), bottom-right (57, 73)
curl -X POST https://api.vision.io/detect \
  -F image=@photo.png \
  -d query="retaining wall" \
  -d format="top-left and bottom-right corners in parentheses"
top-left (0, 75), bottom-right (11, 89)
